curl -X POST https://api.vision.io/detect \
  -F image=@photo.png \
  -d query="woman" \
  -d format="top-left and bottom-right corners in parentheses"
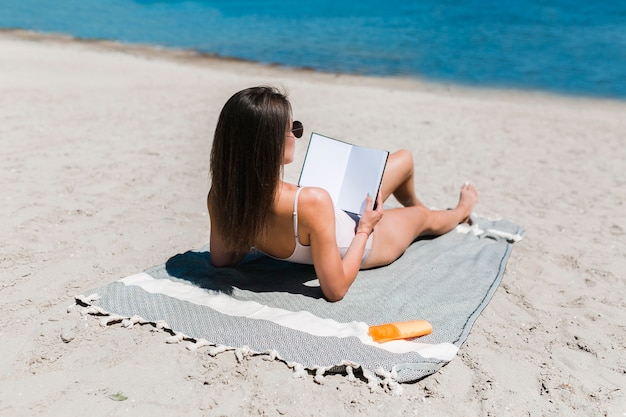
top-left (208, 86), bottom-right (478, 302)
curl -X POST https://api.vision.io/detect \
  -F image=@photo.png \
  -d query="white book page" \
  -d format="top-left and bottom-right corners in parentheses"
top-left (298, 133), bottom-right (352, 201)
top-left (337, 145), bottom-right (389, 214)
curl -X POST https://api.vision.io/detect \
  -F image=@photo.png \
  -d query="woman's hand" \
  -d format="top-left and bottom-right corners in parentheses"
top-left (357, 193), bottom-right (384, 235)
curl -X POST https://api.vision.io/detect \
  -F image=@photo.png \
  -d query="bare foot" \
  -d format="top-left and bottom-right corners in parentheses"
top-left (457, 182), bottom-right (479, 223)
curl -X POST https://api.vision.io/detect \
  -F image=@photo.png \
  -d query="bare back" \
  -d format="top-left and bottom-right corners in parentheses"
top-left (255, 183), bottom-right (310, 259)
top-left (208, 182), bottom-right (319, 264)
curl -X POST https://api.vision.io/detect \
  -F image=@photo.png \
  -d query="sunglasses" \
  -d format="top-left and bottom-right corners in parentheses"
top-left (291, 120), bottom-right (304, 138)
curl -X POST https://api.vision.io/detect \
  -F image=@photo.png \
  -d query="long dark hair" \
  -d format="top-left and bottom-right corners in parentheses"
top-left (210, 86), bottom-right (292, 255)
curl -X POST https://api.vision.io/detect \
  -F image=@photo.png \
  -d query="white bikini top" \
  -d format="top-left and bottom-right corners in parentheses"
top-left (283, 187), bottom-right (316, 264)
top-left (264, 187), bottom-right (371, 265)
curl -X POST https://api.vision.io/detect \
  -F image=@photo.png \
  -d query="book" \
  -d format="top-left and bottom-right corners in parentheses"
top-left (298, 132), bottom-right (389, 215)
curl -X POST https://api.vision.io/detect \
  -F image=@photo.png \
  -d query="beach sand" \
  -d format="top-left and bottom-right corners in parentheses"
top-left (1, 31), bottom-right (624, 416)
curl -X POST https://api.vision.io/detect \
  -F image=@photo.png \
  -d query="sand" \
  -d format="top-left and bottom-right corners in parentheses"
top-left (1, 31), bottom-right (624, 417)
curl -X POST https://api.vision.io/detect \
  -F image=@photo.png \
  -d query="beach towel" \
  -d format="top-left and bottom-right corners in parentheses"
top-left (75, 216), bottom-right (523, 393)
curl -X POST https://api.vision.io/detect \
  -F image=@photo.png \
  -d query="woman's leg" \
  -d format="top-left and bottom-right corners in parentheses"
top-left (379, 149), bottom-right (426, 207)
top-left (363, 183), bottom-right (479, 268)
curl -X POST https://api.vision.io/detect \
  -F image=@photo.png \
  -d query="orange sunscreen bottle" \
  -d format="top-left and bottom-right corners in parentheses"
top-left (368, 320), bottom-right (432, 343)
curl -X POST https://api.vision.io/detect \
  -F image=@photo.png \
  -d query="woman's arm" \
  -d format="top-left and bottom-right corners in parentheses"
top-left (301, 188), bottom-right (383, 302)
top-left (207, 192), bottom-right (246, 267)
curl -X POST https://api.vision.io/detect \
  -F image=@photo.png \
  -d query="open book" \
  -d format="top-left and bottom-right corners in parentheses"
top-left (298, 133), bottom-right (389, 215)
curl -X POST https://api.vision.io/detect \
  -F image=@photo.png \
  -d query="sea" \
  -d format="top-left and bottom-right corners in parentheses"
top-left (2, 0), bottom-right (625, 99)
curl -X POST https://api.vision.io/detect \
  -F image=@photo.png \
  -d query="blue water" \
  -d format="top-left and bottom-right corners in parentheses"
top-left (2, 0), bottom-right (626, 99)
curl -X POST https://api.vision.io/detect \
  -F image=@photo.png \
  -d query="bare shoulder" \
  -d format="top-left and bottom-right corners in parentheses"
top-left (298, 187), bottom-right (333, 209)
top-left (297, 187), bottom-right (335, 228)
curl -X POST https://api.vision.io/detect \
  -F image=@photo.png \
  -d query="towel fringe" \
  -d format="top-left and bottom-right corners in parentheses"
top-left (290, 363), bottom-right (306, 379)
top-left (154, 320), bottom-right (169, 330)
top-left (376, 367), bottom-right (403, 396)
top-left (165, 333), bottom-right (185, 344)
top-left (80, 305), bottom-right (105, 316)
top-left (455, 223), bottom-right (485, 236)
top-left (262, 349), bottom-right (279, 361)
top-left (362, 368), bottom-right (380, 393)
top-left (313, 368), bottom-right (326, 384)
top-left (100, 315), bottom-right (124, 326)
top-left (121, 315), bottom-right (143, 328)
top-left (456, 220), bottom-right (525, 243)
top-left (72, 295), bottom-right (409, 395)
top-left (345, 365), bottom-right (356, 382)
top-left (485, 228), bottom-right (525, 242)
top-left (234, 346), bottom-right (252, 363)
top-left (186, 338), bottom-right (211, 351)
top-left (207, 344), bottom-right (229, 357)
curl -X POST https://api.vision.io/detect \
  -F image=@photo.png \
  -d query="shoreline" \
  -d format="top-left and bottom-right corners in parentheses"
top-left (3, 28), bottom-right (626, 105)
top-left (1, 30), bottom-right (625, 417)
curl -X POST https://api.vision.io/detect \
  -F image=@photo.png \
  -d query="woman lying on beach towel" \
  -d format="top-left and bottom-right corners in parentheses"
top-left (208, 86), bottom-right (478, 301)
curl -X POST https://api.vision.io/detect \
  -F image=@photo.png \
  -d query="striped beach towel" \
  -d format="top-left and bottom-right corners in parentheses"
top-left (76, 216), bottom-right (523, 393)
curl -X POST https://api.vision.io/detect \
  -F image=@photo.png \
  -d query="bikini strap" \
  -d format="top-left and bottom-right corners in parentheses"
top-left (293, 187), bottom-right (304, 239)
